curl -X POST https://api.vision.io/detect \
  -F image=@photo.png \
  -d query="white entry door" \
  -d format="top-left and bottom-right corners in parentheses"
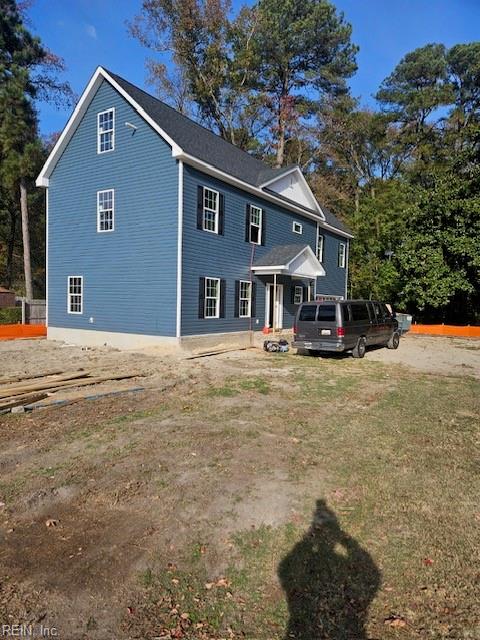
top-left (265, 283), bottom-right (283, 330)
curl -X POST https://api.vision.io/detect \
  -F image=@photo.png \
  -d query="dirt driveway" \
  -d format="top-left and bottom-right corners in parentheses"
top-left (0, 335), bottom-right (479, 639)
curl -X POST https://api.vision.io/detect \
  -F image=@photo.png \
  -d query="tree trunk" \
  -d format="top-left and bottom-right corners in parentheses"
top-left (5, 207), bottom-right (17, 288)
top-left (354, 187), bottom-right (360, 213)
top-left (20, 178), bottom-right (33, 300)
top-left (275, 116), bottom-right (285, 168)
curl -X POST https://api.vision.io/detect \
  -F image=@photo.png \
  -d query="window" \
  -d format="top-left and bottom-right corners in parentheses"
top-left (249, 206), bottom-right (262, 244)
top-left (97, 108), bottom-right (114, 153)
top-left (203, 187), bottom-right (219, 233)
top-left (97, 189), bottom-right (114, 232)
top-left (338, 242), bottom-right (346, 268)
top-left (239, 281), bottom-right (252, 317)
top-left (294, 285), bottom-right (303, 305)
top-left (316, 228), bottom-right (324, 262)
top-left (350, 303), bottom-right (370, 322)
top-left (317, 304), bottom-right (336, 322)
top-left (299, 305), bottom-right (317, 321)
top-left (292, 221), bottom-right (303, 234)
top-left (205, 277), bottom-right (220, 318)
top-left (67, 276), bottom-right (83, 314)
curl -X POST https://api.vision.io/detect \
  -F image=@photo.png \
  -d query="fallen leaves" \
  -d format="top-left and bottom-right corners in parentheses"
top-left (384, 615), bottom-right (407, 628)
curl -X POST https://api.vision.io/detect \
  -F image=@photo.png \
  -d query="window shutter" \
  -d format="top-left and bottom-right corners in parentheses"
top-left (303, 286), bottom-right (308, 303)
top-left (198, 277), bottom-right (205, 318)
top-left (261, 210), bottom-right (266, 245)
top-left (245, 204), bottom-right (251, 242)
top-left (251, 282), bottom-right (257, 317)
top-left (220, 279), bottom-right (226, 318)
top-left (218, 193), bottom-right (225, 235)
top-left (197, 186), bottom-right (204, 230)
top-left (234, 280), bottom-right (240, 317)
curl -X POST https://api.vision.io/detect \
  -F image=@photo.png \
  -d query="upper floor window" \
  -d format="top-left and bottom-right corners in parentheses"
top-left (97, 189), bottom-right (114, 232)
top-left (67, 276), bottom-right (83, 314)
top-left (197, 186), bottom-right (224, 235)
top-left (338, 242), bottom-right (346, 268)
top-left (203, 187), bottom-right (219, 233)
top-left (248, 205), bottom-right (262, 244)
top-left (316, 228), bottom-right (324, 263)
top-left (292, 221), bottom-right (303, 234)
top-left (97, 108), bottom-right (115, 153)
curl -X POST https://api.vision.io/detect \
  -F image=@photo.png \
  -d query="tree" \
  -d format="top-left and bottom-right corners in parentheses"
top-left (0, 0), bottom-right (72, 297)
top-left (248, 0), bottom-right (357, 166)
top-left (397, 127), bottom-right (480, 321)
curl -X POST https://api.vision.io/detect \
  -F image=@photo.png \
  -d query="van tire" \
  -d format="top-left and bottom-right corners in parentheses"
top-left (387, 332), bottom-right (400, 349)
top-left (352, 337), bottom-right (366, 359)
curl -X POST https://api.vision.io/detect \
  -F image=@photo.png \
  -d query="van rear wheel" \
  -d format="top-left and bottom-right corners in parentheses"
top-left (352, 337), bottom-right (366, 359)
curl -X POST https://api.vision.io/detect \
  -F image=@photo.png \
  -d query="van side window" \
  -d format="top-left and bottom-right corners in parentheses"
top-left (299, 305), bottom-right (317, 321)
top-left (342, 304), bottom-right (352, 322)
top-left (381, 303), bottom-right (391, 318)
top-left (317, 305), bottom-right (336, 322)
top-left (351, 303), bottom-right (369, 321)
top-left (372, 302), bottom-right (383, 320)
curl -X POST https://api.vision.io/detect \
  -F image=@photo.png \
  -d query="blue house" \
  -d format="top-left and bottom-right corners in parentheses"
top-left (37, 67), bottom-right (353, 350)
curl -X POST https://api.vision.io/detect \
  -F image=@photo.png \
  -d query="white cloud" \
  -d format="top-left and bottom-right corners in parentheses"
top-left (86, 24), bottom-right (97, 39)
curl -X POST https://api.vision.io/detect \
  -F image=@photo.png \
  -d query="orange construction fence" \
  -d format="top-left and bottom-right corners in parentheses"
top-left (0, 324), bottom-right (47, 340)
top-left (410, 324), bottom-right (480, 338)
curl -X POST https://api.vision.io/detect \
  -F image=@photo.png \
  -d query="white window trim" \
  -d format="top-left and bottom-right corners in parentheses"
top-left (249, 205), bottom-right (262, 245)
top-left (294, 285), bottom-right (303, 305)
top-left (205, 277), bottom-right (220, 319)
top-left (97, 189), bottom-right (115, 233)
top-left (97, 107), bottom-right (115, 154)
top-left (67, 275), bottom-right (83, 315)
top-left (292, 221), bottom-right (303, 234)
top-left (316, 226), bottom-right (324, 263)
top-left (239, 280), bottom-right (252, 318)
top-left (203, 187), bottom-right (219, 234)
top-left (338, 242), bottom-right (346, 268)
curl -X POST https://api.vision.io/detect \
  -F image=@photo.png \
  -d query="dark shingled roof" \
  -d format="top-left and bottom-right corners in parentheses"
top-left (106, 69), bottom-right (351, 235)
top-left (253, 244), bottom-right (310, 267)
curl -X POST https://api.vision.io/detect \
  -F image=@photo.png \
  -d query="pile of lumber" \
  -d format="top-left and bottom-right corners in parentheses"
top-left (0, 369), bottom-right (141, 414)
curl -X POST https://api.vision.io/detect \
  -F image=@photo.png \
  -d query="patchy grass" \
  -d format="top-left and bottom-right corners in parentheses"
top-left (1, 347), bottom-right (479, 639)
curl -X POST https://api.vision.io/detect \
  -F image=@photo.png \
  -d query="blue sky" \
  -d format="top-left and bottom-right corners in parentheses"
top-left (28, 0), bottom-right (480, 136)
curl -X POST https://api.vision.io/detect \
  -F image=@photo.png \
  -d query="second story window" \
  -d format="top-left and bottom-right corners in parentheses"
top-left (245, 204), bottom-right (265, 245)
top-left (197, 186), bottom-right (224, 235)
top-left (97, 108), bottom-right (114, 153)
top-left (338, 242), bottom-right (346, 268)
top-left (97, 189), bottom-right (114, 232)
top-left (316, 227), bottom-right (324, 263)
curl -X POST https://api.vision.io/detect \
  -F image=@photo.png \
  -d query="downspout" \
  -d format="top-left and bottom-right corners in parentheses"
top-left (249, 243), bottom-right (256, 346)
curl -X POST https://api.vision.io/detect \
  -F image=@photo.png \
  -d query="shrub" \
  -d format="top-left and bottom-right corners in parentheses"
top-left (0, 307), bottom-right (22, 324)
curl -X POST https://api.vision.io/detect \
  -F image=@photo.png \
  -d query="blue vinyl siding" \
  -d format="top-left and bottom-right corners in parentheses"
top-left (48, 80), bottom-right (178, 336)
top-left (181, 166), bottom-right (347, 336)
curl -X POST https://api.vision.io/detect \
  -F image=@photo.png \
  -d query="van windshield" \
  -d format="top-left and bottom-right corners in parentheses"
top-left (351, 303), bottom-right (370, 321)
top-left (299, 305), bottom-right (317, 321)
top-left (317, 305), bottom-right (336, 322)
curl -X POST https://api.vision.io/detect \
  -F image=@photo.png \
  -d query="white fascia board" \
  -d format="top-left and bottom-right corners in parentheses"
top-left (36, 66), bottom-right (182, 187)
top-left (259, 166), bottom-right (325, 219)
top-left (251, 265), bottom-right (285, 273)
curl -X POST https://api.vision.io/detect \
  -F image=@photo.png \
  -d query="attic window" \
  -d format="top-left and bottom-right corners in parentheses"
top-left (292, 221), bottom-right (303, 235)
top-left (98, 108), bottom-right (115, 153)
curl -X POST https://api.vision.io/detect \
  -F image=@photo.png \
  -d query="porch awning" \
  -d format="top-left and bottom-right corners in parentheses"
top-left (251, 244), bottom-right (325, 278)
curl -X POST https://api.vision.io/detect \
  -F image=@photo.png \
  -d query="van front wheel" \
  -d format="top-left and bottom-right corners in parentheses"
top-left (387, 332), bottom-right (400, 349)
top-left (352, 337), bottom-right (366, 359)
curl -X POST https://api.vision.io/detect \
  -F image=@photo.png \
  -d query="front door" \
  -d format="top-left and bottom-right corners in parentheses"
top-left (265, 283), bottom-right (283, 330)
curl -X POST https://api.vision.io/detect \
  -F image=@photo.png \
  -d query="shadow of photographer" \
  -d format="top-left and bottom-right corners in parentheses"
top-left (278, 500), bottom-right (380, 639)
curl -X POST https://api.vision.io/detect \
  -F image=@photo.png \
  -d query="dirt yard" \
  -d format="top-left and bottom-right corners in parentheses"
top-left (0, 334), bottom-right (479, 639)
